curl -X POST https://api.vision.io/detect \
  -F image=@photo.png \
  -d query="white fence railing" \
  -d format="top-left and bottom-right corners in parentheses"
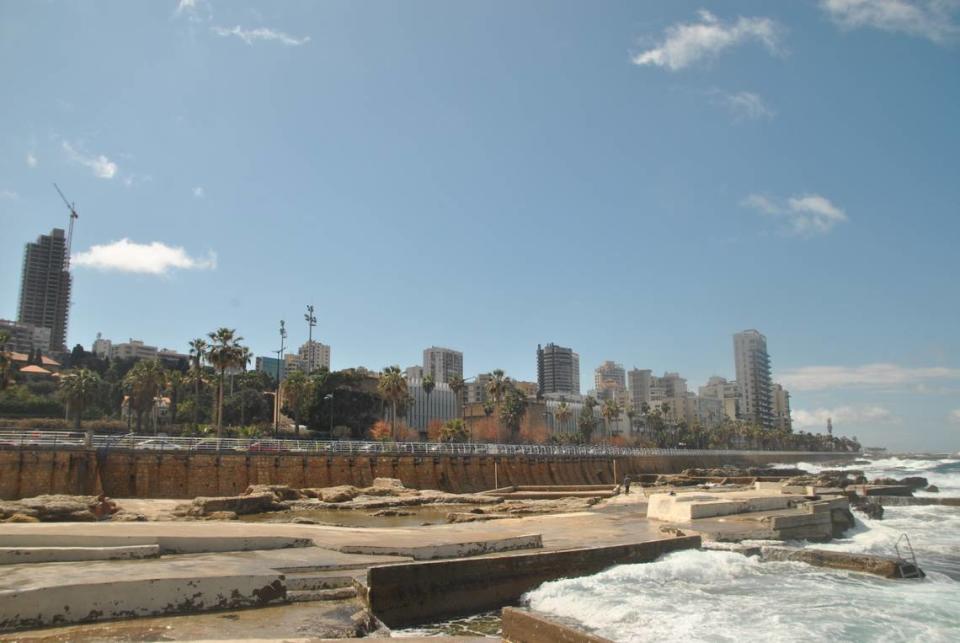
top-left (0, 430), bottom-right (853, 458)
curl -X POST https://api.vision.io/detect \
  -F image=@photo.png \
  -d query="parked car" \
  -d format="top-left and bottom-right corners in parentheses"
top-left (244, 440), bottom-right (288, 453)
top-left (134, 438), bottom-right (184, 451)
top-left (192, 438), bottom-right (228, 452)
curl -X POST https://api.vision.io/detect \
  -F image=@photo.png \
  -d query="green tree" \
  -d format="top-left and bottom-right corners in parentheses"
top-left (577, 405), bottom-right (597, 444)
top-left (377, 365), bottom-right (408, 438)
top-left (166, 370), bottom-right (184, 424)
top-left (0, 331), bottom-right (11, 390)
top-left (206, 328), bottom-right (244, 438)
top-left (59, 368), bottom-right (103, 444)
top-left (188, 338), bottom-right (208, 426)
top-left (554, 401), bottom-right (572, 433)
top-left (601, 398), bottom-right (622, 439)
top-left (439, 418), bottom-right (469, 443)
top-left (447, 373), bottom-right (465, 419)
top-left (421, 373), bottom-right (435, 440)
top-left (283, 370), bottom-right (311, 436)
top-left (123, 359), bottom-right (167, 434)
top-left (485, 369), bottom-right (509, 439)
top-left (498, 386), bottom-right (526, 441)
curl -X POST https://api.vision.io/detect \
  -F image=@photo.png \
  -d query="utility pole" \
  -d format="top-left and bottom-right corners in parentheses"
top-left (275, 320), bottom-right (286, 437)
top-left (304, 304), bottom-right (316, 374)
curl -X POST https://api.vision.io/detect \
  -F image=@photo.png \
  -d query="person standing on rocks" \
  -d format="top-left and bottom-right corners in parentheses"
top-left (622, 475), bottom-right (632, 495)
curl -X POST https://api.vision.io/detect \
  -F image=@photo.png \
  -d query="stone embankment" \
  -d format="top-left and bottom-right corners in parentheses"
top-left (0, 447), bottom-right (853, 500)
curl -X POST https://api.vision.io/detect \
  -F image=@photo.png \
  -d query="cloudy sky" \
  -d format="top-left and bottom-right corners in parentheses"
top-left (1, 1), bottom-right (958, 451)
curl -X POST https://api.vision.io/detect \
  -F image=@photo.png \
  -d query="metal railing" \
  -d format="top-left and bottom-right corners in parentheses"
top-left (0, 429), bottom-right (851, 458)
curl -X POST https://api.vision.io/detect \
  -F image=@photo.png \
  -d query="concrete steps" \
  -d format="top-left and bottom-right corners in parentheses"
top-left (0, 544), bottom-right (160, 565)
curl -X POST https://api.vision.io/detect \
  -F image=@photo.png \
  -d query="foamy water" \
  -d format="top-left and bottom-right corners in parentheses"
top-left (525, 456), bottom-right (960, 642)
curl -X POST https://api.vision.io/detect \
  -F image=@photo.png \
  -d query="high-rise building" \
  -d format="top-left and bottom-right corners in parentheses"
top-left (422, 347), bottom-right (463, 384)
top-left (256, 356), bottom-right (286, 383)
top-left (404, 378), bottom-right (458, 436)
top-left (594, 361), bottom-right (626, 401)
top-left (405, 365), bottom-right (424, 381)
top-left (734, 329), bottom-right (775, 429)
top-left (698, 376), bottom-right (740, 422)
top-left (537, 343), bottom-right (580, 396)
top-left (466, 372), bottom-right (492, 404)
top-left (628, 368), bottom-right (652, 409)
top-left (772, 383), bottom-right (792, 432)
top-left (298, 340), bottom-right (330, 373)
top-left (17, 228), bottom-right (71, 352)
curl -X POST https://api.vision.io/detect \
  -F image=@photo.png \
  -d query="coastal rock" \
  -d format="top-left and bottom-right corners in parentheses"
top-left (291, 516), bottom-right (320, 524)
top-left (319, 486), bottom-right (361, 503)
top-left (112, 511), bottom-right (148, 522)
top-left (205, 511), bottom-right (239, 520)
top-left (186, 492), bottom-right (281, 516)
top-left (244, 484), bottom-right (304, 501)
top-left (926, 485), bottom-right (940, 493)
top-left (3, 513), bottom-right (40, 523)
top-left (849, 494), bottom-right (884, 520)
top-left (369, 509), bottom-right (414, 517)
top-left (871, 476), bottom-right (928, 490)
top-left (2, 494), bottom-right (119, 522)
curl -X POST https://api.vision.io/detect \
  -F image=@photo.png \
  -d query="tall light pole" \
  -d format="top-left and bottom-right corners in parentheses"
top-left (275, 320), bottom-right (287, 437)
top-left (324, 393), bottom-right (334, 437)
top-left (304, 304), bottom-right (316, 374)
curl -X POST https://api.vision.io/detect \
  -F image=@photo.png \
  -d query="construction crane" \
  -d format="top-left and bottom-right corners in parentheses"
top-left (53, 183), bottom-right (79, 269)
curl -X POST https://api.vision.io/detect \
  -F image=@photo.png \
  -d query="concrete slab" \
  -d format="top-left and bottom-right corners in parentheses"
top-left (338, 533), bottom-right (543, 561)
top-left (647, 490), bottom-right (799, 521)
top-left (0, 545), bottom-right (159, 565)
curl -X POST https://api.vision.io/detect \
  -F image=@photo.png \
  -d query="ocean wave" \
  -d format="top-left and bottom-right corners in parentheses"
top-left (525, 549), bottom-right (960, 642)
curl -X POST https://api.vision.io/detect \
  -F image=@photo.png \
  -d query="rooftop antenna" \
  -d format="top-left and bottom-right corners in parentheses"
top-left (53, 183), bottom-right (79, 269)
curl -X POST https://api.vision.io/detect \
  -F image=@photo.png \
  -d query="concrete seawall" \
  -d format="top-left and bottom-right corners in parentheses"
top-left (0, 449), bottom-right (851, 500)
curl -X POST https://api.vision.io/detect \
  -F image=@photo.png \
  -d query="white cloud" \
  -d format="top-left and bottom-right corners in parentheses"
top-left (715, 90), bottom-right (775, 120)
top-left (26, 152), bottom-right (38, 168)
top-left (778, 363), bottom-right (960, 391)
top-left (62, 141), bottom-right (118, 179)
top-left (211, 25), bottom-right (310, 46)
top-left (820, 0), bottom-right (960, 45)
top-left (73, 239), bottom-right (217, 275)
top-left (793, 405), bottom-right (898, 430)
top-left (742, 192), bottom-right (848, 236)
top-left (632, 10), bottom-right (782, 71)
top-left (174, 0), bottom-right (211, 23)
top-left (950, 409), bottom-right (960, 425)
top-left (0, 189), bottom-right (19, 200)
top-left (192, 186), bottom-right (205, 198)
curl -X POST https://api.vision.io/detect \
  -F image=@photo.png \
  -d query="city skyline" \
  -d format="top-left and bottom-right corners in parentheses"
top-left (2, 2), bottom-right (958, 451)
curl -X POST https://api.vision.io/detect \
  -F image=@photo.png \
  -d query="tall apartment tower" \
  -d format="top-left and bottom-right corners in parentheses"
top-left (422, 346), bottom-right (463, 384)
top-left (772, 383), bottom-right (792, 432)
top-left (298, 340), bottom-right (331, 373)
top-left (537, 343), bottom-right (580, 396)
top-left (17, 228), bottom-right (71, 352)
top-left (594, 361), bottom-right (626, 401)
top-left (628, 368), bottom-right (653, 408)
top-left (733, 329), bottom-right (775, 429)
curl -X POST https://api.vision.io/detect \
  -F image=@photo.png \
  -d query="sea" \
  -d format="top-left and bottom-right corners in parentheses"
top-left (524, 454), bottom-right (960, 642)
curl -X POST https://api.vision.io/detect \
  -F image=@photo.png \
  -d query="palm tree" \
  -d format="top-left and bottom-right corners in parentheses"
top-left (421, 374), bottom-right (435, 440)
top-left (555, 401), bottom-right (572, 433)
top-left (601, 398), bottom-right (622, 441)
top-left (124, 359), bottom-right (167, 434)
top-left (486, 369), bottom-right (508, 406)
top-left (207, 328), bottom-right (244, 438)
top-left (166, 370), bottom-right (183, 425)
top-left (283, 370), bottom-right (311, 436)
top-left (447, 374), bottom-right (464, 419)
top-left (60, 368), bottom-right (102, 445)
top-left (377, 365), bottom-right (407, 439)
top-left (0, 330), bottom-right (11, 390)
top-left (188, 338), bottom-right (207, 426)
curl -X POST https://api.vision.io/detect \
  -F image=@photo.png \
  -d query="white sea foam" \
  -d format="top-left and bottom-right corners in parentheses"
top-left (525, 549), bottom-right (960, 642)
top-left (525, 456), bottom-right (960, 642)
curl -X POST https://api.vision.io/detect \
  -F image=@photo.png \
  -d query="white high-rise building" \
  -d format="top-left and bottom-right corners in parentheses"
top-left (699, 376), bottom-right (740, 422)
top-left (422, 347), bottom-right (463, 384)
top-left (594, 361), bottom-right (626, 401)
top-left (772, 383), bottom-right (792, 432)
top-left (404, 378), bottom-right (458, 437)
top-left (734, 329), bottom-right (775, 429)
top-left (298, 340), bottom-right (330, 373)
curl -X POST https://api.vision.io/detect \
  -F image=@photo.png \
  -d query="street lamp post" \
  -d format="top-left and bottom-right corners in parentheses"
top-left (304, 304), bottom-right (316, 374)
top-left (275, 320), bottom-right (287, 438)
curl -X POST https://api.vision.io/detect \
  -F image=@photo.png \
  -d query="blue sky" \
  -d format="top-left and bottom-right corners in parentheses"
top-left (1, 1), bottom-right (958, 451)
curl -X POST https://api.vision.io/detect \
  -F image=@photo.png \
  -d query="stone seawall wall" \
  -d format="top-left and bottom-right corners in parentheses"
top-left (0, 449), bottom-right (851, 500)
